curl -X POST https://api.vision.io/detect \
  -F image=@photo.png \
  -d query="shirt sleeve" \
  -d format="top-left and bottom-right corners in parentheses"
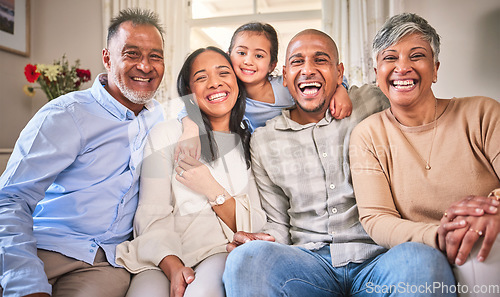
top-left (0, 104), bottom-right (82, 296)
top-left (250, 134), bottom-right (292, 245)
top-left (243, 115), bottom-right (255, 134)
top-left (342, 75), bottom-right (349, 90)
top-left (234, 169), bottom-right (266, 232)
top-left (349, 123), bottom-right (439, 249)
top-left (177, 105), bottom-right (188, 123)
top-left (115, 123), bottom-right (182, 273)
top-left (481, 97), bottom-right (500, 183)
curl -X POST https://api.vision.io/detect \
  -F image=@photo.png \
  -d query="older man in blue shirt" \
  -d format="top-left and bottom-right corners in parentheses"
top-left (0, 9), bottom-right (165, 297)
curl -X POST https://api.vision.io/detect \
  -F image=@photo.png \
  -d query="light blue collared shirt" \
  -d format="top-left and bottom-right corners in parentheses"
top-left (0, 74), bottom-right (164, 296)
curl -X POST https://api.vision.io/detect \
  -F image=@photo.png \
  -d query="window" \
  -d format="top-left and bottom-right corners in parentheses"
top-left (189, 0), bottom-right (322, 73)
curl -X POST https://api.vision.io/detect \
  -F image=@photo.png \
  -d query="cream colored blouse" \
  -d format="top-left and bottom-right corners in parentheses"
top-left (116, 120), bottom-right (266, 272)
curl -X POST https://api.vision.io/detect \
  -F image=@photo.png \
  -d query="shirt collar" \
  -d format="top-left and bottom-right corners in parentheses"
top-left (274, 106), bottom-right (334, 131)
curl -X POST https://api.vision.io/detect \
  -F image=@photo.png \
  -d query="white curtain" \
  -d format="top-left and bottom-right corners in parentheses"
top-left (102, 0), bottom-right (190, 119)
top-left (323, 0), bottom-right (402, 86)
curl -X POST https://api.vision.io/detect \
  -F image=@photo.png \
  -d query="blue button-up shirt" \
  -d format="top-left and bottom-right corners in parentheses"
top-left (0, 74), bottom-right (164, 296)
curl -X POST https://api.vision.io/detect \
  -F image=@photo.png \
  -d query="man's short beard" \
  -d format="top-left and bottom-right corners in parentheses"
top-left (120, 86), bottom-right (156, 105)
top-left (110, 69), bottom-right (156, 105)
top-left (294, 97), bottom-right (327, 114)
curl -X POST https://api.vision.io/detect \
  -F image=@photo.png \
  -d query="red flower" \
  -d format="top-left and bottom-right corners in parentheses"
top-left (76, 69), bottom-right (91, 82)
top-left (24, 64), bottom-right (40, 83)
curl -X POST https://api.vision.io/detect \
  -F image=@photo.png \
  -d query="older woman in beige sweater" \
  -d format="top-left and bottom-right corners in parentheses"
top-left (350, 13), bottom-right (499, 296)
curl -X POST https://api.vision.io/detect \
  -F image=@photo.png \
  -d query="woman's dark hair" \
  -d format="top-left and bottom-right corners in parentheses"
top-left (177, 46), bottom-right (251, 168)
top-left (228, 22), bottom-right (279, 67)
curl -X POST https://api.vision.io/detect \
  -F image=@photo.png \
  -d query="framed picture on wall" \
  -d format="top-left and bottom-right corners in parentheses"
top-left (0, 0), bottom-right (30, 56)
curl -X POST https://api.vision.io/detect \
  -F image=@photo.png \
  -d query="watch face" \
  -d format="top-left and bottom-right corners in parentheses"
top-left (216, 195), bottom-right (225, 205)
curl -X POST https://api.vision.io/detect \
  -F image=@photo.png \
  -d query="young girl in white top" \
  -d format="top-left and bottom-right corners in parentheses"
top-left (176, 22), bottom-right (352, 159)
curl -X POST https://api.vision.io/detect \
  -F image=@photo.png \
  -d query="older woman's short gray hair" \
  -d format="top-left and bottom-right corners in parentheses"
top-left (372, 13), bottom-right (441, 64)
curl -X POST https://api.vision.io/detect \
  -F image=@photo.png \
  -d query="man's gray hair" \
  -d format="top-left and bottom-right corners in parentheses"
top-left (372, 13), bottom-right (441, 64)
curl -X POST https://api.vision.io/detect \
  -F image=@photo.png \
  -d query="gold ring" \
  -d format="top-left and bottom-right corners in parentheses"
top-left (469, 228), bottom-right (483, 237)
top-left (488, 189), bottom-right (500, 201)
top-left (178, 169), bottom-right (185, 177)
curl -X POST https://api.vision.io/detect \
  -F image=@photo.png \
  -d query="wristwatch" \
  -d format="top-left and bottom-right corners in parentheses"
top-left (210, 193), bottom-right (226, 206)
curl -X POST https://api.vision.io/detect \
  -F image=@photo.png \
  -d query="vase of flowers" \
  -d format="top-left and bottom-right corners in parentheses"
top-left (23, 54), bottom-right (91, 101)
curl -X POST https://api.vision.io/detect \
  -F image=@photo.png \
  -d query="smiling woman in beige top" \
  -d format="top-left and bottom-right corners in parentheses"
top-left (350, 13), bottom-right (500, 296)
top-left (115, 46), bottom-right (266, 297)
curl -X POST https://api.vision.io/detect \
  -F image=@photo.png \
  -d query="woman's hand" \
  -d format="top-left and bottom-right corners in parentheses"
top-left (174, 117), bottom-right (201, 162)
top-left (453, 211), bottom-right (500, 265)
top-left (159, 255), bottom-right (195, 297)
top-left (437, 195), bottom-right (499, 264)
top-left (169, 266), bottom-right (196, 297)
top-left (437, 216), bottom-right (467, 254)
top-left (442, 195), bottom-right (499, 222)
top-left (176, 154), bottom-right (238, 230)
top-left (226, 231), bottom-right (275, 252)
top-left (438, 195), bottom-right (498, 252)
top-left (175, 154), bottom-right (223, 200)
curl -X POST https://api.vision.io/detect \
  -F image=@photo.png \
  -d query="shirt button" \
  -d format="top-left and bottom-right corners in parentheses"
top-left (331, 207), bottom-right (338, 214)
top-left (91, 243), bottom-right (96, 247)
top-left (329, 184), bottom-right (336, 189)
top-left (131, 165), bottom-right (136, 171)
top-left (322, 153), bottom-right (328, 158)
top-left (90, 249), bottom-right (94, 253)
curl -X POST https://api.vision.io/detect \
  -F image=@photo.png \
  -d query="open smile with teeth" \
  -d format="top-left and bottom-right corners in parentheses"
top-left (207, 92), bottom-right (228, 102)
top-left (132, 77), bottom-right (152, 82)
top-left (298, 82), bottom-right (322, 95)
top-left (241, 68), bottom-right (256, 75)
top-left (391, 79), bottom-right (416, 89)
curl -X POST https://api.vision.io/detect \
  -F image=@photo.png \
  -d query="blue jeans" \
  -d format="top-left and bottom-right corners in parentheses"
top-left (223, 241), bottom-right (456, 297)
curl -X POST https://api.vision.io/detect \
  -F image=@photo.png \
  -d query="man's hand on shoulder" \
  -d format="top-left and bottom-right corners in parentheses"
top-left (226, 231), bottom-right (275, 252)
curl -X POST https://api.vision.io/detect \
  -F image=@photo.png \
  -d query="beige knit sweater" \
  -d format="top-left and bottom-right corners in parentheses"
top-left (349, 96), bottom-right (500, 249)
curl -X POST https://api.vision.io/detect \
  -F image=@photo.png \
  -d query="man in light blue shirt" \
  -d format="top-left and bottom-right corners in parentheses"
top-left (0, 9), bottom-right (165, 297)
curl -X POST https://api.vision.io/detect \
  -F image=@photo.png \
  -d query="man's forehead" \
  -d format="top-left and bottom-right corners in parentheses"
top-left (286, 34), bottom-right (335, 58)
top-left (110, 23), bottom-right (163, 50)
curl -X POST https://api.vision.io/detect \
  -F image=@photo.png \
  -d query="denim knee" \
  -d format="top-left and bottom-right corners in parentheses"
top-left (223, 240), bottom-right (279, 293)
top-left (390, 242), bottom-right (455, 283)
top-left (225, 240), bottom-right (275, 273)
top-left (392, 242), bottom-right (445, 265)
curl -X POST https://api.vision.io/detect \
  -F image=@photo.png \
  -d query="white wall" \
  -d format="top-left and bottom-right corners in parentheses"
top-left (0, 0), bottom-right (103, 148)
top-left (400, 0), bottom-right (500, 100)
